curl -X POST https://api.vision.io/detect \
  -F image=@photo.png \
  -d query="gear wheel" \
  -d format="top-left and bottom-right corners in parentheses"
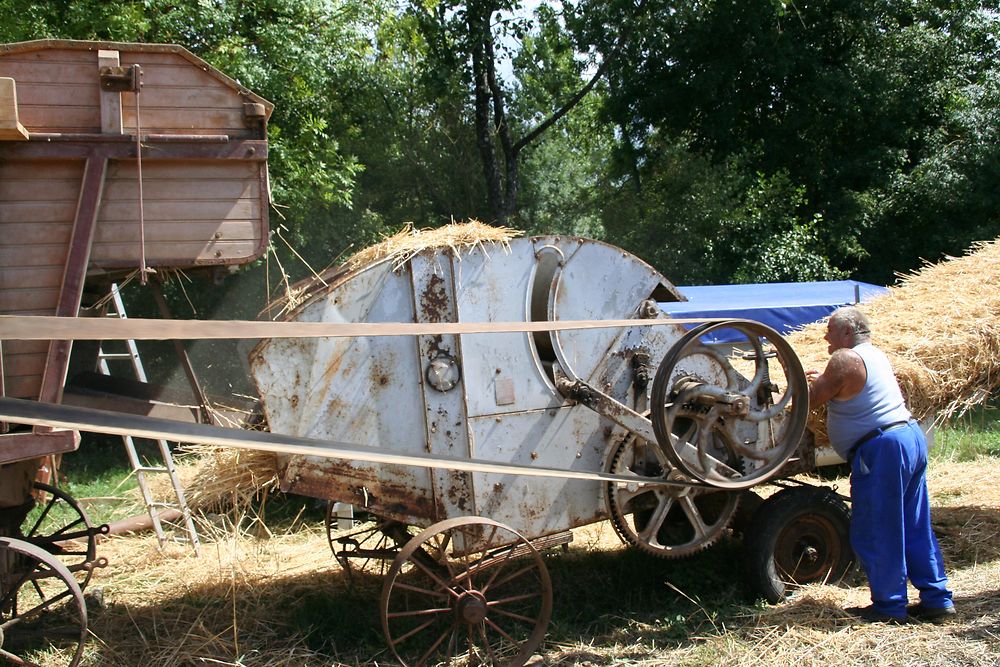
top-left (606, 431), bottom-right (740, 559)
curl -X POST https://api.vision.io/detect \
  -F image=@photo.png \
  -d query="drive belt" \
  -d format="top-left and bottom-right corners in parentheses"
top-left (0, 314), bottom-right (724, 340)
top-left (0, 397), bottom-right (705, 490)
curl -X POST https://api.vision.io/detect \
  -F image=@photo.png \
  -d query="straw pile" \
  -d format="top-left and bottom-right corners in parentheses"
top-left (343, 220), bottom-right (521, 271)
top-left (789, 237), bottom-right (1000, 444)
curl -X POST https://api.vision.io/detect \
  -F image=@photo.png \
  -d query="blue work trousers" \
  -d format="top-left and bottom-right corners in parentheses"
top-left (849, 421), bottom-right (953, 618)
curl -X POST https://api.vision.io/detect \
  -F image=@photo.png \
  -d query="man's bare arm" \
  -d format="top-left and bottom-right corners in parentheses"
top-left (808, 349), bottom-right (867, 407)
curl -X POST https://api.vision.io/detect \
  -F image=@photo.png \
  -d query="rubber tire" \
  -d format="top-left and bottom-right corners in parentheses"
top-left (743, 486), bottom-right (855, 603)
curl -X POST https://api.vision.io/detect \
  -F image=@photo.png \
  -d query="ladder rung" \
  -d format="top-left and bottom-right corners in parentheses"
top-left (136, 465), bottom-right (170, 474)
top-left (99, 352), bottom-right (134, 360)
top-left (149, 502), bottom-right (179, 510)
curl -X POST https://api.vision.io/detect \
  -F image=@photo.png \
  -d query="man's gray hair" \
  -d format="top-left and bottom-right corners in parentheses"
top-left (829, 305), bottom-right (871, 342)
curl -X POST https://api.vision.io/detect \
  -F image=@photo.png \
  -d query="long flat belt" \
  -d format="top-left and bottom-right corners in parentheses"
top-left (0, 397), bottom-right (704, 490)
top-left (0, 314), bottom-right (727, 341)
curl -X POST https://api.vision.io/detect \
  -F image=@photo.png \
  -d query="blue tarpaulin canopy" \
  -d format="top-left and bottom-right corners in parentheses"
top-left (659, 280), bottom-right (890, 343)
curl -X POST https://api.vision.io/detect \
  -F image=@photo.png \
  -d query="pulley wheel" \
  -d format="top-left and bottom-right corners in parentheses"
top-left (650, 319), bottom-right (808, 489)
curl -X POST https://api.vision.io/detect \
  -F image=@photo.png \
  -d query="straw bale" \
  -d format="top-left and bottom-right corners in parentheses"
top-left (789, 237), bottom-right (1000, 444)
top-left (142, 445), bottom-right (279, 515)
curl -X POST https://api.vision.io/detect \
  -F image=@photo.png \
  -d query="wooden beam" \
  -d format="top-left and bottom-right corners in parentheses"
top-left (98, 50), bottom-right (123, 134)
top-left (0, 429), bottom-right (80, 466)
top-left (0, 77), bottom-right (29, 140)
top-left (35, 151), bottom-right (109, 416)
top-left (0, 138), bottom-right (268, 161)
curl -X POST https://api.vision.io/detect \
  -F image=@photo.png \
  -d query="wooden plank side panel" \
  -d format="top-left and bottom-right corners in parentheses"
top-left (91, 159), bottom-right (266, 267)
top-left (0, 157), bottom-right (77, 320)
top-left (1, 289), bottom-right (62, 312)
top-left (117, 49), bottom-right (253, 136)
top-left (3, 349), bottom-right (48, 376)
top-left (92, 239), bottom-right (262, 266)
top-left (0, 266), bottom-right (64, 292)
top-left (0, 51), bottom-right (102, 132)
top-left (4, 373), bottom-right (43, 400)
top-left (2, 337), bottom-right (54, 402)
top-left (0, 47), bottom-right (255, 135)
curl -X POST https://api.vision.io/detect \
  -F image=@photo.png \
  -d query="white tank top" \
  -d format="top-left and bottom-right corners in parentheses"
top-left (826, 342), bottom-right (911, 458)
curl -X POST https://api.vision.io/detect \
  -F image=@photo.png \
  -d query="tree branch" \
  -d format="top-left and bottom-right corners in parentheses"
top-left (514, 0), bottom-right (647, 154)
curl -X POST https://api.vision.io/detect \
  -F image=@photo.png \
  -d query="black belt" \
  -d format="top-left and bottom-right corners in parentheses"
top-left (852, 420), bottom-right (911, 454)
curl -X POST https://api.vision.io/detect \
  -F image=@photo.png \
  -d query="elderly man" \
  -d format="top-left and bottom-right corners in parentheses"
top-left (807, 306), bottom-right (954, 623)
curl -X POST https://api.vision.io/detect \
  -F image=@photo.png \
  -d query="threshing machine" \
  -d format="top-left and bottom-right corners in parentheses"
top-left (0, 40), bottom-right (855, 667)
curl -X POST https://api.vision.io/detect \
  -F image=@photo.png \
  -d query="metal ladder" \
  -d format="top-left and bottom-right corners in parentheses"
top-left (97, 283), bottom-right (201, 555)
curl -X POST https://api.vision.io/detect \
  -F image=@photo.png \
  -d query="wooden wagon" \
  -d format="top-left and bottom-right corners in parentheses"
top-left (0, 39), bottom-right (271, 666)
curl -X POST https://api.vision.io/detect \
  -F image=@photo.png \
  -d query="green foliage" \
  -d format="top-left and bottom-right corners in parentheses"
top-left (581, 0), bottom-right (1000, 283)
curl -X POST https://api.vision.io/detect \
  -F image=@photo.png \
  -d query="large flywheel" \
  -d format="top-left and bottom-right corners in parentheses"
top-left (650, 320), bottom-right (808, 489)
top-left (606, 431), bottom-right (739, 558)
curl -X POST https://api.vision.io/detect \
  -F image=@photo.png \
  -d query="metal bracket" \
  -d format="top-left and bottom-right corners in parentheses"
top-left (100, 64), bottom-right (143, 93)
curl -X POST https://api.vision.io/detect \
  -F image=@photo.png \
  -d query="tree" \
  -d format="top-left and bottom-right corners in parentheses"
top-left (583, 0), bottom-right (1000, 282)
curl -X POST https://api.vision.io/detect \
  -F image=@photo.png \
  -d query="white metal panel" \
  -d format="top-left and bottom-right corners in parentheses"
top-left (251, 262), bottom-right (437, 522)
top-left (455, 240), bottom-right (564, 417)
top-left (410, 252), bottom-right (476, 520)
top-left (467, 406), bottom-right (609, 539)
top-left (549, 239), bottom-right (669, 382)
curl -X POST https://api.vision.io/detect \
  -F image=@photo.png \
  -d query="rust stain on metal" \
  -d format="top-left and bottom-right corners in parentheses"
top-left (419, 272), bottom-right (455, 358)
top-left (285, 458), bottom-right (437, 523)
top-left (420, 273), bottom-right (450, 320)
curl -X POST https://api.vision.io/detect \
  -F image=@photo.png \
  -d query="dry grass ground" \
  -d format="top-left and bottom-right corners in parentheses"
top-left (37, 453), bottom-right (998, 667)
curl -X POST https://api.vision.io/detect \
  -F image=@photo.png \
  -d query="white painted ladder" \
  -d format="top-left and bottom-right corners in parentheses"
top-left (97, 283), bottom-right (200, 555)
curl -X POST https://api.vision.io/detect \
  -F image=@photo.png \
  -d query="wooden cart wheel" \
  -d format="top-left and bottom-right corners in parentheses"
top-left (650, 320), bottom-right (808, 489)
top-left (380, 517), bottom-right (552, 667)
top-left (0, 536), bottom-right (88, 667)
top-left (23, 483), bottom-right (107, 591)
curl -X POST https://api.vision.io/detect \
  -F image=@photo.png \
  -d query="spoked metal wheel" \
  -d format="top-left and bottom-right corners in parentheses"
top-left (380, 517), bottom-right (552, 667)
top-left (0, 536), bottom-right (88, 667)
top-left (650, 320), bottom-right (808, 489)
top-left (22, 483), bottom-right (108, 591)
top-left (607, 432), bottom-right (740, 558)
top-left (326, 503), bottom-right (414, 578)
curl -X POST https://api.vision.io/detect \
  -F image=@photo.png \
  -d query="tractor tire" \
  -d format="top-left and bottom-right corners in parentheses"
top-left (744, 486), bottom-right (856, 603)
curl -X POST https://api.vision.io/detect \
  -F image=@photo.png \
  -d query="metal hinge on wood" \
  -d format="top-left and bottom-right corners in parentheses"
top-left (97, 283), bottom-right (200, 555)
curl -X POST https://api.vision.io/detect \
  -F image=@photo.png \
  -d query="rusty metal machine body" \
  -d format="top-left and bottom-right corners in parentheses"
top-left (250, 236), bottom-right (809, 552)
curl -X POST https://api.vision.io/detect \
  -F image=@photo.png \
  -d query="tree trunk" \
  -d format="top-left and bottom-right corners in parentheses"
top-left (468, 2), bottom-right (506, 223)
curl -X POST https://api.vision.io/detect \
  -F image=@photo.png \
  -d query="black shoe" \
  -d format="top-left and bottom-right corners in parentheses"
top-left (844, 605), bottom-right (913, 625)
top-left (907, 603), bottom-right (956, 623)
